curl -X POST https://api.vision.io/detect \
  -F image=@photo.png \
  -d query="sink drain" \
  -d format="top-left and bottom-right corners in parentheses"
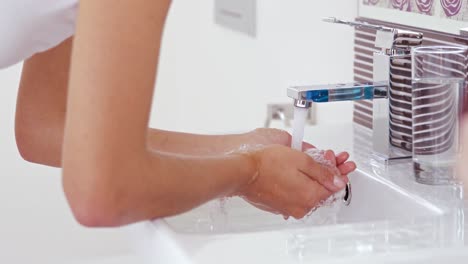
top-left (343, 182), bottom-right (352, 206)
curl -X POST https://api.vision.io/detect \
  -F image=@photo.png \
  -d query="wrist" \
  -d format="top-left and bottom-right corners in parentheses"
top-left (229, 151), bottom-right (259, 197)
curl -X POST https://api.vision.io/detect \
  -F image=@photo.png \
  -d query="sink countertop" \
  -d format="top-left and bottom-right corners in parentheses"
top-left (133, 123), bottom-right (468, 264)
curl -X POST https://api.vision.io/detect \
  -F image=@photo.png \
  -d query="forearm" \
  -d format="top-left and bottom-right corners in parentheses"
top-left (15, 123), bottom-right (246, 168)
top-left (147, 128), bottom-right (247, 155)
top-left (15, 39), bottom-right (72, 168)
top-left (63, 147), bottom-right (256, 227)
top-left (130, 150), bottom-right (255, 222)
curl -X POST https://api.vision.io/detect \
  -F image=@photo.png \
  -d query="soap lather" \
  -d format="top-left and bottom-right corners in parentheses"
top-left (304, 148), bottom-right (352, 207)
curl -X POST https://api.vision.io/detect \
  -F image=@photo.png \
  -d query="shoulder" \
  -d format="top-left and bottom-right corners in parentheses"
top-left (0, 0), bottom-right (78, 69)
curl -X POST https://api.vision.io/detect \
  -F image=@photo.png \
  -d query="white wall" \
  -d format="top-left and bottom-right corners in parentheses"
top-left (152, 0), bottom-right (358, 133)
top-left (0, 64), bottom-right (136, 263)
top-left (0, 1), bottom-right (357, 263)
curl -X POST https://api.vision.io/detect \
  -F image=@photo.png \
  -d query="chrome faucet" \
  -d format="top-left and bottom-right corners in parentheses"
top-left (461, 28), bottom-right (468, 37)
top-left (288, 18), bottom-right (423, 163)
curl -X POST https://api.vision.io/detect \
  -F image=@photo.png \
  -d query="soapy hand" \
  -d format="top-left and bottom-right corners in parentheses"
top-left (322, 149), bottom-right (357, 177)
top-left (235, 145), bottom-right (356, 219)
top-left (245, 128), bottom-right (355, 175)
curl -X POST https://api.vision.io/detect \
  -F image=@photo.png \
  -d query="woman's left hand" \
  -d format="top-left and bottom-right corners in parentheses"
top-left (323, 150), bottom-right (356, 176)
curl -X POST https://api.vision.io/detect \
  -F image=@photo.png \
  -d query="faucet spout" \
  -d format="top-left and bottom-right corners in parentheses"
top-left (293, 99), bottom-right (312, 109)
top-left (288, 81), bottom-right (388, 103)
top-left (286, 17), bottom-right (423, 163)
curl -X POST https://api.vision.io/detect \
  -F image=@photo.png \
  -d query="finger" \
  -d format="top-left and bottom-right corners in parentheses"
top-left (302, 142), bottom-right (316, 151)
top-left (302, 180), bottom-right (334, 212)
top-left (288, 173), bottom-right (335, 219)
top-left (336, 152), bottom-right (350, 165)
top-left (324, 150), bottom-right (336, 166)
top-left (338, 161), bottom-right (357, 175)
top-left (337, 174), bottom-right (350, 184)
top-left (299, 156), bottom-right (345, 192)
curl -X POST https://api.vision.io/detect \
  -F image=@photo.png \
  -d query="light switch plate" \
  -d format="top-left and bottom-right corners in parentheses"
top-left (214, 0), bottom-right (256, 37)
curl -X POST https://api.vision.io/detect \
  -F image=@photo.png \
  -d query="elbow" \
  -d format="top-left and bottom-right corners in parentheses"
top-left (15, 125), bottom-right (39, 164)
top-left (61, 141), bottom-right (160, 227)
top-left (68, 198), bottom-right (123, 228)
top-left (15, 134), bottom-right (36, 164)
top-left (64, 186), bottom-right (125, 228)
top-left (62, 168), bottom-right (127, 228)
top-left (15, 121), bottom-right (62, 167)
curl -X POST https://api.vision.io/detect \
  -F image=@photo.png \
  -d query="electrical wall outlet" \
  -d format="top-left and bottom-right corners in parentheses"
top-left (214, 0), bottom-right (257, 37)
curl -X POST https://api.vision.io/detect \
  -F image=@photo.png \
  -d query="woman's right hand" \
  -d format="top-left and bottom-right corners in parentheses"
top-left (235, 145), bottom-right (353, 219)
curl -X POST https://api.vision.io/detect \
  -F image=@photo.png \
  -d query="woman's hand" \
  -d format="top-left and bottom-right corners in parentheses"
top-left (241, 128), bottom-right (356, 177)
top-left (235, 145), bottom-right (355, 219)
top-left (323, 150), bottom-right (357, 177)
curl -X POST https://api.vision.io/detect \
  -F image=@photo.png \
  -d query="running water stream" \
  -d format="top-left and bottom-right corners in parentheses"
top-left (291, 106), bottom-right (309, 150)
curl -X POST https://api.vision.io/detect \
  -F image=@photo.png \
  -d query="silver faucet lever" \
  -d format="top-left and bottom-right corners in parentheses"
top-left (461, 28), bottom-right (468, 37)
top-left (322, 17), bottom-right (394, 32)
top-left (323, 17), bottom-right (423, 52)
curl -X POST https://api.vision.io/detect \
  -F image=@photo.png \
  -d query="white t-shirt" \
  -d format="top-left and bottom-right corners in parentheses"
top-left (0, 0), bottom-right (78, 69)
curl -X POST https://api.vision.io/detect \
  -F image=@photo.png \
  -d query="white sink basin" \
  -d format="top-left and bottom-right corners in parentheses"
top-left (134, 168), bottom-right (463, 263)
top-left (131, 124), bottom-right (466, 264)
top-left (336, 169), bottom-right (443, 223)
top-left (164, 169), bottom-right (443, 235)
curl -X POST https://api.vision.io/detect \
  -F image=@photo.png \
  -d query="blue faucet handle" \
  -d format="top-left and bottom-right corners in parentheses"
top-left (288, 81), bottom-right (388, 103)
